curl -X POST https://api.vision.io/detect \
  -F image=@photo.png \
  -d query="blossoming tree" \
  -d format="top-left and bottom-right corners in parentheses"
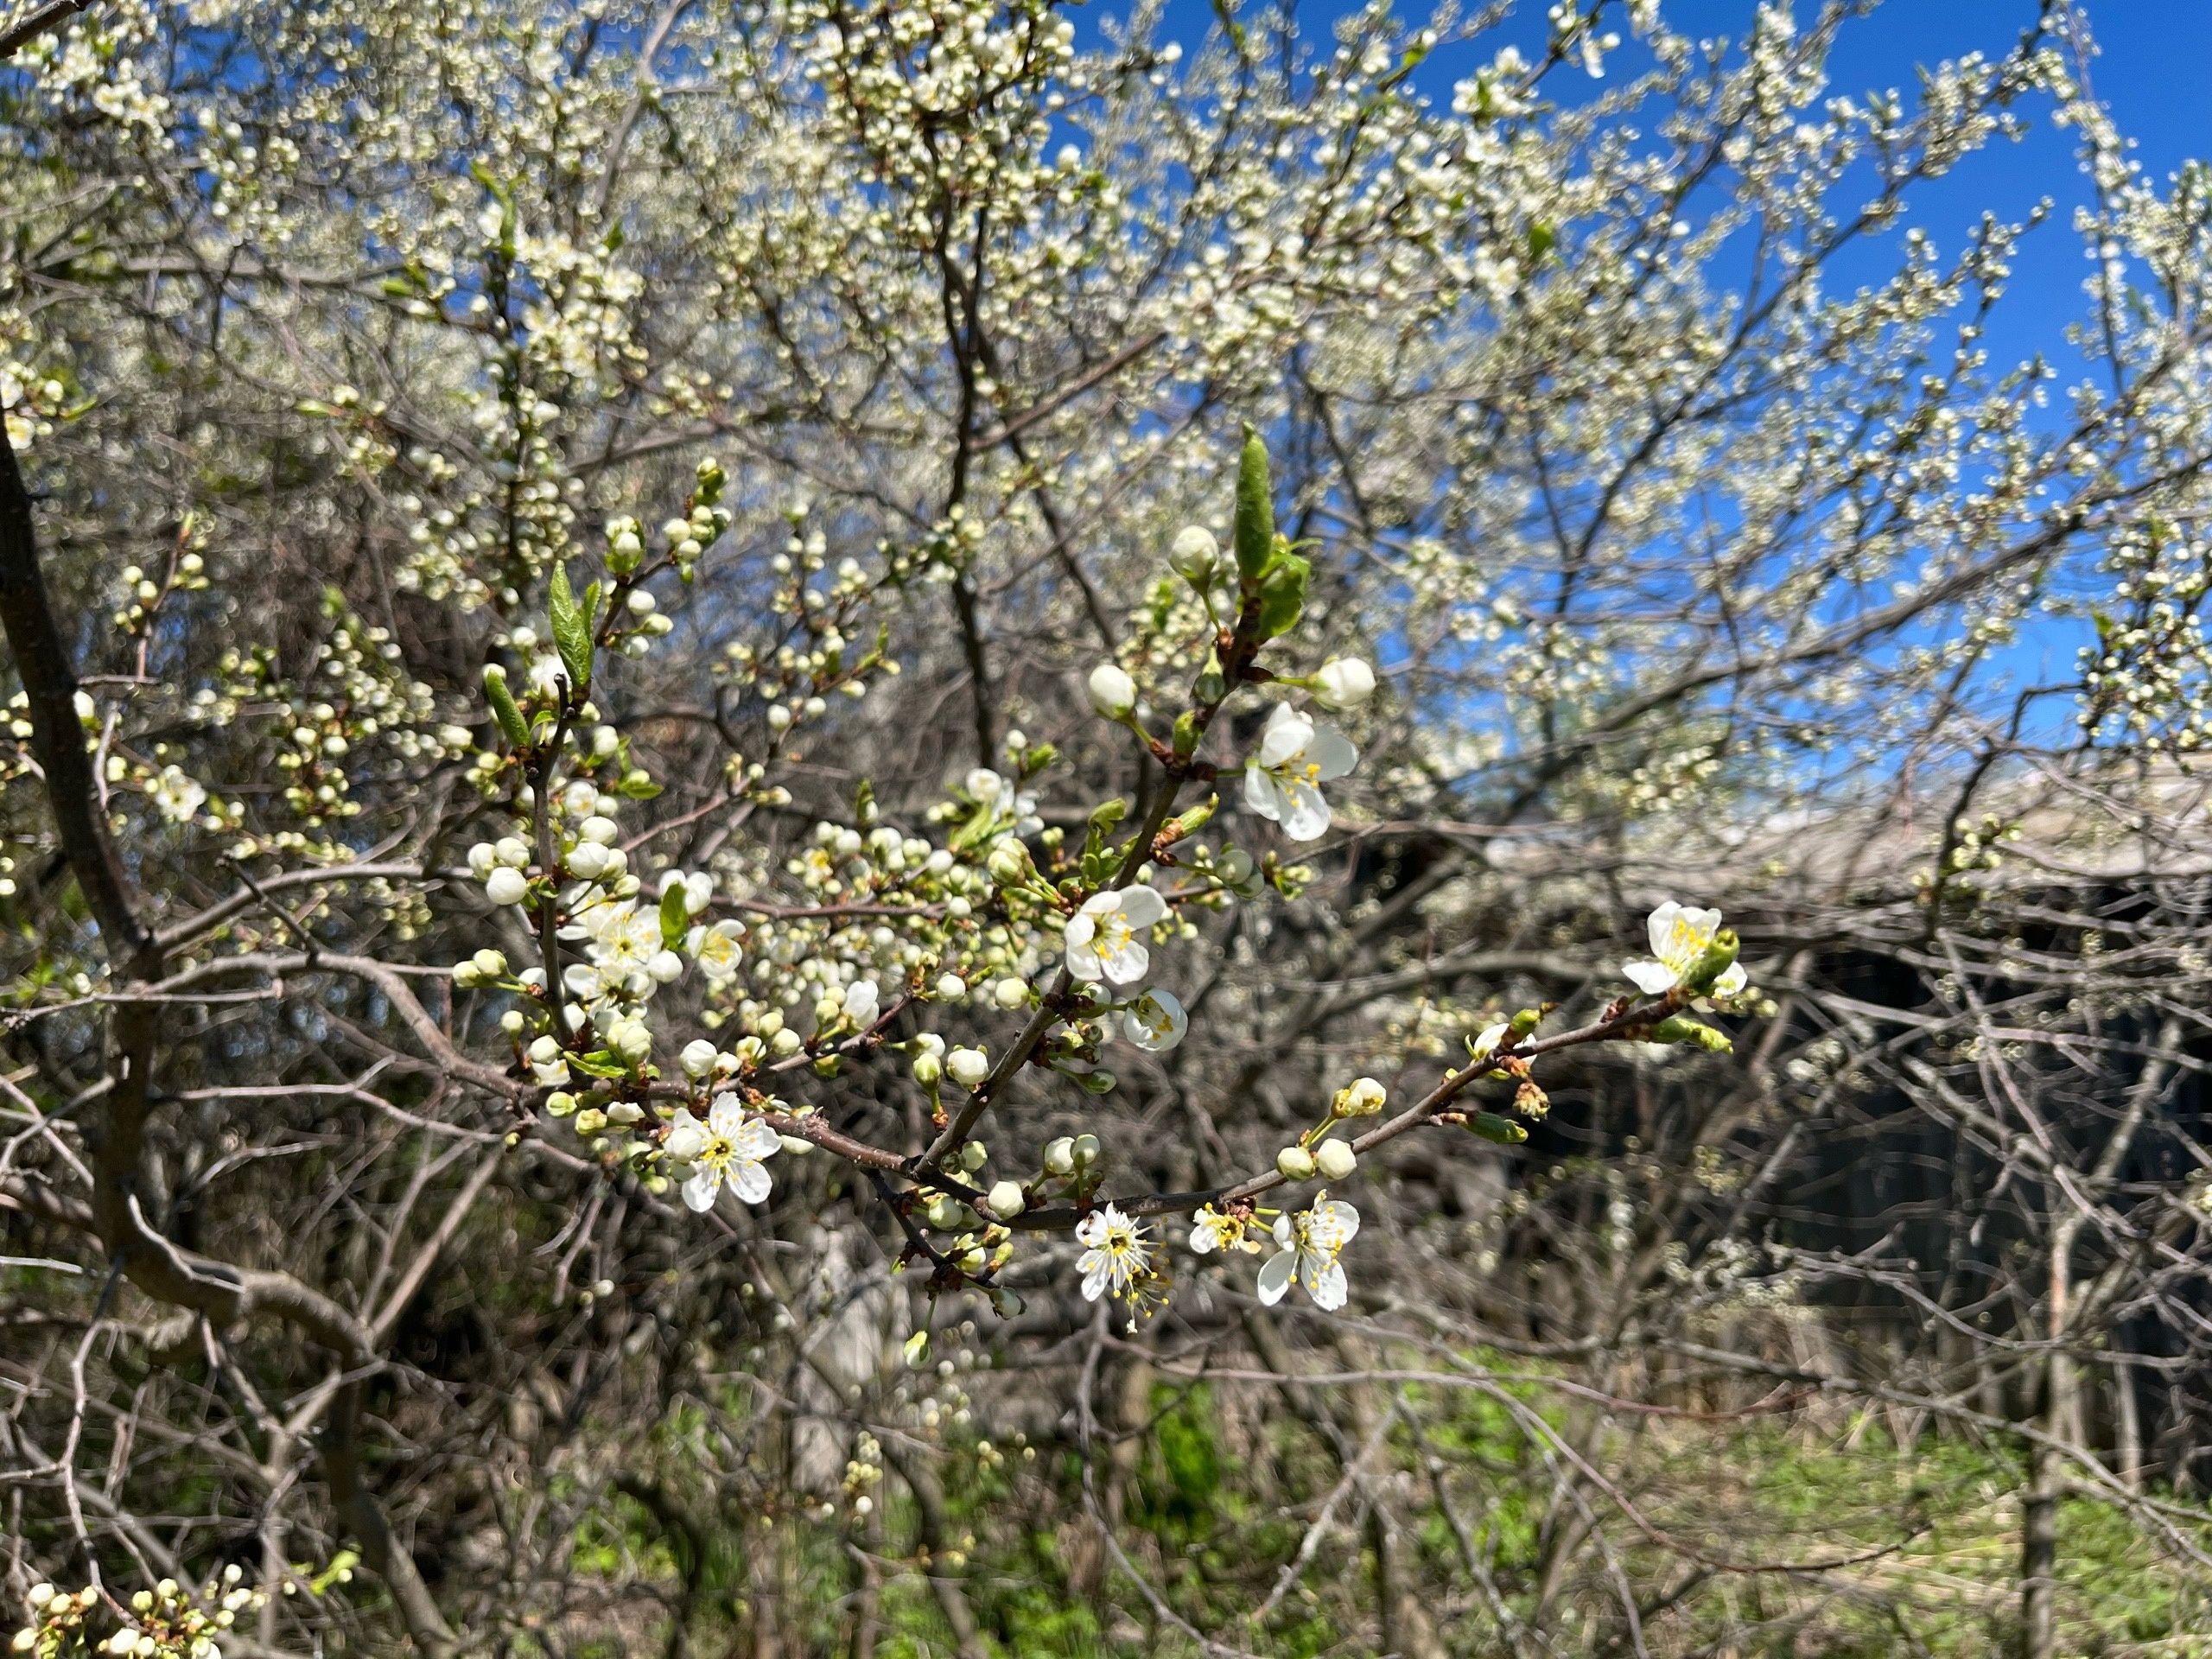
top-left (7, 0), bottom-right (2212, 1654)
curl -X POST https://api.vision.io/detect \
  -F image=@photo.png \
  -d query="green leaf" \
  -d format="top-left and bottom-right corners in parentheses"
top-left (567, 1051), bottom-right (628, 1079)
top-left (549, 563), bottom-right (592, 695)
top-left (660, 881), bottom-right (690, 949)
top-left (1234, 423), bottom-right (1274, 583)
top-left (1255, 551), bottom-right (1310, 640)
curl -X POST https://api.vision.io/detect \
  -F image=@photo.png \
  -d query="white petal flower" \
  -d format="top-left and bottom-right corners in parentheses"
top-left (149, 766), bottom-right (207, 824)
top-left (1622, 900), bottom-right (1724, 995)
top-left (1075, 1204), bottom-right (1154, 1302)
top-left (681, 1095), bottom-right (780, 1212)
top-left (1063, 885), bottom-right (1168, 985)
top-left (1468, 1023), bottom-right (1510, 1064)
top-left (1122, 988), bottom-right (1187, 1052)
top-left (1189, 1204), bottom-right (1258, 1255)
top-left (684, 918), bottom-right (746, 982)
top-left (1243, 703), bottom-right (1357, 841)
top-left (1256, 1196), bottom-right (1360, 1312)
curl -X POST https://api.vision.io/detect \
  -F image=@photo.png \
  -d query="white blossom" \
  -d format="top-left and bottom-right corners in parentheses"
top-left (1122, 988), bottom-right (1187, 1052)
top-left (1257, 1196), bottom-right (1361, 1312)
top-left (1624, 901), bottom-right (1726, 996)
top-left (679, 1096), bottom-right (780, 1212)
top-left (149, 766), bottom-right (206, 823)
top-left (1243, 704), bottom-right (1357, 841)
top-left (1064, 886), bottom-right (1167, 984)
top-left (1075, 1204), bottom-right (1154, 1302)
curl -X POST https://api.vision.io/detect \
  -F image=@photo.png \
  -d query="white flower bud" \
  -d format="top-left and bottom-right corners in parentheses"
top-left (605, 1101), bottom-right (644, 1126)
top-left (993, 976), bottom-right (1029, 1009)
top-left (484, 867), bottom-right (530, 906)
top-left (494, 836), bottom-right (531, 868)
top-left (1312, 658), bottom-right (1376, 712)
top-left (608, 1020), bottom-right (652, 1065)
top-left (937, 973), bottom-right (968, 1001)
top-left (566, 841), bottom-right (611, 879)
top-left (680, 1039), bottom-right (719, 1079)
top-left (1169, 524), bottom-right (1218, 582)
top-left (664, 1116), bottom-right (706, 1162)
top-left (987, 1179), bottom-right (1026, 1219)
top-left (912, 1051), bottom-right (944, 1087)
top-left (946, 1046), bottom-right (990, 1088)
top-left (499, 1009), bottom-right (525, 1035)
top-left (766, 704), bottom-right (793, 732)
top-left (1088, 663), bottom-right (1137, 720)
top-left (648, 949), bottom-right (684, 983)
top-left (1071, 1133), bottom-right (1100, 1167)
top-left (770, 1027), bottom-right (803, 1055)
top-left (1043, 1135), bottom-right (1076, 1175)
top-left (473, 947), bottom-right (507, 978)
top-left (528, 1035), bottom-right (563, 1065)
top-left (578, 814), bottom-right (620, 845)
top-left (1276, 1145), bottom-right (1317, 1180)
top-left (1315, 1137), bottom-right (1358, 1180)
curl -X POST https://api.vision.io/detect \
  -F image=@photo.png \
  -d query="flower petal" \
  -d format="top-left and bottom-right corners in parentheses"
top-left (1244, 760), bottom-right (1281, 820)
top-left (1623, 960), bottom-right (1676, 995)
top-left (1274, 778), bottom-right (1333, 841)
top-left (1258, 702), bottom-right (1312, 768)
top-left (681, 1170), bottom-right (721, 1212)
top-left (1256, 1249), bottom-right (1295, 1306)
top-left (1645, 901), bottom-right (1681, 960)
top-left (1306, 1259), bottom-right (1349, 1312)
top-left (733, 1118), bottom-right (782, 1160)
top-left (1116, 885), bottom-right (1167, 929)
top-left (1323, 1200), bottom-right (1360, 1243)
top-left (1098, 938), bottom-right (1148, 985)
top-left (1081, 1260), bottom-right (1110, 1301)
top-left (708, 1095), bottom-right (746, 1136)
top-left (730, 1159), bottom-right (773, 1205)
top-left (1305, 724), bottom-right (1358, 783)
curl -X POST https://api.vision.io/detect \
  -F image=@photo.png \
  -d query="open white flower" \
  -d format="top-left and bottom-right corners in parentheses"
top-left (1064, 886), bottom-right (1167, 985)
top-left (685, 918), bottom-right (745, 982)
top-left (1623, 900), bottom-right (1724, 996)
top-left (1468, 1022), bottom-right (1510, 1064)
top-left (680, 1095), bottom-right (780, 1212)
top-left (1243, 703), bottom-right (1357, 841)
top-left (1257, 1195), bottom-right (1360, 1312)
top-left (149, 766), bottom-right (207, 824)
top-left (1122, 988), bottom-right (1187, 1052)
top-left (1189, 1204), bottom-right (1259, 1255)
top-left (1075, 1204), bottom-right (1154, 1302)
top-left (842, 977), bottom-right (881, 1028)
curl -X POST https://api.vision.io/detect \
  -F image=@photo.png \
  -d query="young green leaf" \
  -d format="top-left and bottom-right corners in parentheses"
top-left (1234, 423), bottom-right (1274, 583)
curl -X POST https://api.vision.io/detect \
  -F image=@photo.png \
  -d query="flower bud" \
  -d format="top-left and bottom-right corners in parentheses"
top-left (1315, 1137), bottom-right (1358, 1180)
top-left (495, 836), bottom-right (531, 868)
top-left (543, 1090), bottom-right (576, 1118)
top-left (578, 813), bottom-right (620, 845)
top-left (566, 841), bottom-right (611, 879)
top-left (986, 837), bottom-right (1033, 886)
top-left (1169, 524), bottom-right (1218, 582)
top-left (573, 1108), bottom-right (607, 1136)
top-left (1336, 1077), bottom-right (1387, 1116)
top-left (484, 867), bottom-right (530, 906)
top-left (1311, 657), bottom-right (1376, 712)
top-left (987, 1179), bottom-right (1026, 1219)
top-left (608, 1020), bottom-right (652, 1065)
top-left (960, 1140), bottom-right (989, 1172)
top-left (528, 1035), bottom-right (563, 1065)
top-left (474, 947), bottom-right (508, 979)
top-left (1071, 1132), bottom-right (1101, 1167)
top-left (1276, 1145), bottom-right (1316, 1180)
top-left (912, 1052), bottom-right (944, 1087)
top-left (1043, 1135), bottom-right (1076, 1175)
top-left (946, 1046), bottom-right (990, 1088)
top-left (993, 976), bottom-right (1030, 1009)
top-left (770, 1027), bottom-right (803, 1055)
top-left (937, 973), bottom-right (968, 1001)
top-left (1088, 663), bottom-right (1137, 720)
top-left (663, 1116), bottom-right (705, 1161)
top-left (605, 1101), bottom-right (644, 1126)
top-left (680, 1039), bottom-right (719, 1079)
